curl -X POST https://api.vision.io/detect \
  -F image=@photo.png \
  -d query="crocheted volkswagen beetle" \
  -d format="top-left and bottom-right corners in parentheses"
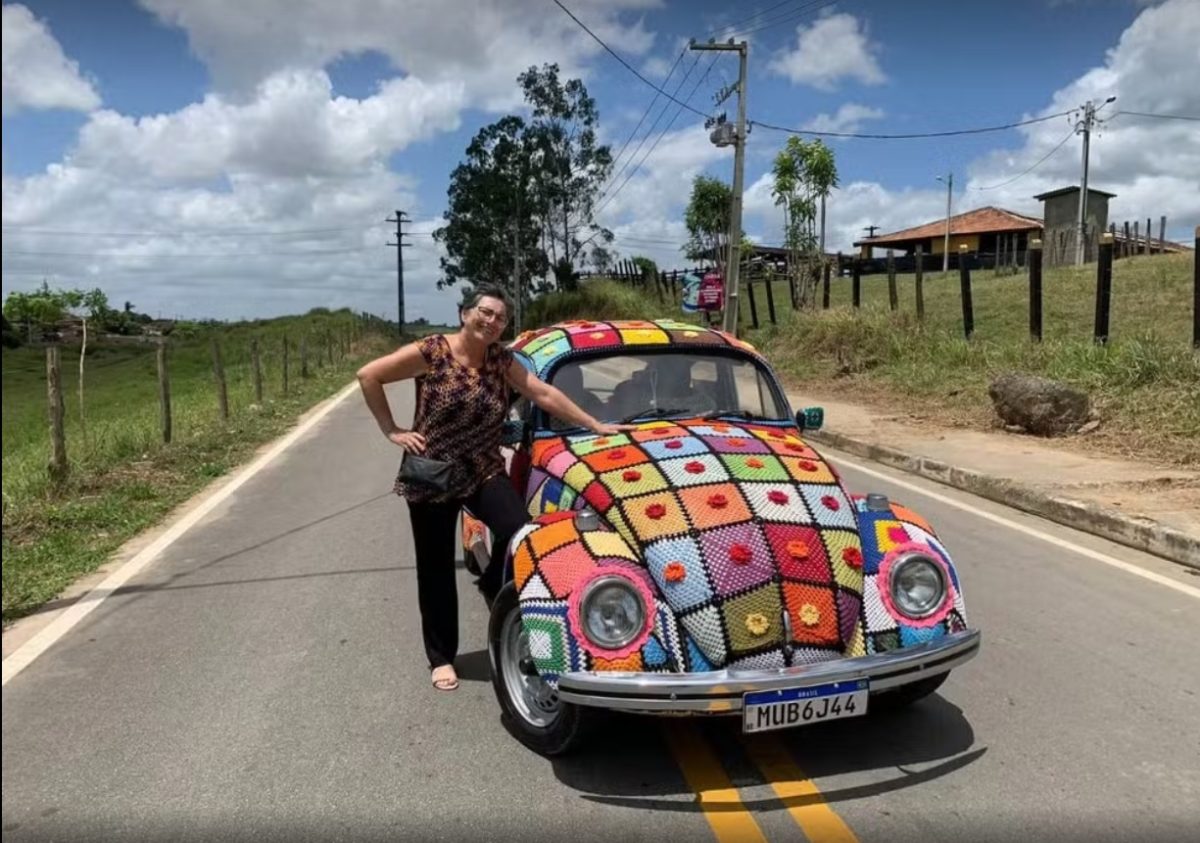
top-left (462, 319), bottom-right (979, 755)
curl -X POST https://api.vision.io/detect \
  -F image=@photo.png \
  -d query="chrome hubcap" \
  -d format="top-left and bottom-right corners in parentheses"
top-left (500, 608), bottom-right (561, 728)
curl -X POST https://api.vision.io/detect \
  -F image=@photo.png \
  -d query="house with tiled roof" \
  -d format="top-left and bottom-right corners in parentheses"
top-left (853, 206), bottom-right (1043, 260)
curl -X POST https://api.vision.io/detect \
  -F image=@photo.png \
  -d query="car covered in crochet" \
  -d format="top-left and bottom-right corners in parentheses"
top-left (467, 318), bottom-right (980, 755)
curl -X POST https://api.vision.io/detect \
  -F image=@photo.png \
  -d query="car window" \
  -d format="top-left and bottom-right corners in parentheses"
top-left (545, 352), bottom-right (787, 429)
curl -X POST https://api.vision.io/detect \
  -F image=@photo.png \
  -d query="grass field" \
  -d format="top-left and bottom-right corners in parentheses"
top-left (535, 252), bottom-right (1199, 466)
top-left (2, 310), bottom-right (395, 621)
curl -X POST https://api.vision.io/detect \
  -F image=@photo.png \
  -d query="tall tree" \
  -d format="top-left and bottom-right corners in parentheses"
top-left (519, 63), bottom-right (613, 290)
top-left (684, 175), bottom-right (738, 278)
top-left (771, 137), bottom-right (838, 308)
top-left (435, 65), bottom-right (613, 299)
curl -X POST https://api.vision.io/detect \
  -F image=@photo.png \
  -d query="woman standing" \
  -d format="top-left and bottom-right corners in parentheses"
top-left (356, 285), bottom-right (628, 692)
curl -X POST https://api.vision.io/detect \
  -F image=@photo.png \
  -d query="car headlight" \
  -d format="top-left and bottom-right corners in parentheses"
top-left (888, 551), bottom-right (947, 619)
top-left (580, 575), bottom-right (647, 650)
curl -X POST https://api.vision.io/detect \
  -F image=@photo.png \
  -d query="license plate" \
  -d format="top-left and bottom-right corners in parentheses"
top-left (742, 679), bottom-right (869, 733)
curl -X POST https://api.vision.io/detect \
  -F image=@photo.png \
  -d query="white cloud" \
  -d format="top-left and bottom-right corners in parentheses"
top-left (1, 3), bottom-right (101, 115)
top-left (137, 0), bottom-right (659, 110)
top-left (802, 103), bottom-right (885, 134)
top-left (768, 13), bottom-right (886, 91)
top-left (962, 0), bottom-right (1200, 241)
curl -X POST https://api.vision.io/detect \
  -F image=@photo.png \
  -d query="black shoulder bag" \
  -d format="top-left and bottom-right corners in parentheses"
top-left (398, 378), bottom-right (453, 493)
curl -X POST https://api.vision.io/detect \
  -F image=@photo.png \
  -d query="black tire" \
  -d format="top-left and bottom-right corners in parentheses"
top-left (870, 672), bottom-right (949, 712)
top-left (488, 582), bottom-right (595, 756)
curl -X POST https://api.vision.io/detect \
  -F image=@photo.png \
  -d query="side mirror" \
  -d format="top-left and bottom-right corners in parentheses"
top-left (796, 406), bottom-right (824, 432)
top-left (501, 419), bottom-right (527, 447)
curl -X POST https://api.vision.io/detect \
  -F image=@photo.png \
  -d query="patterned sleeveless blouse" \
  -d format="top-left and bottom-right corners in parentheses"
top-left (394, 334), bottom-right (514, 503)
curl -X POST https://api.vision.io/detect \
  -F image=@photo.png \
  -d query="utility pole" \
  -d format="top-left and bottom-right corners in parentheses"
top-left (936, 172), bottom-right (953, 274)
top-left (692, 37), bottom-right (748, 335)
top-left (511, 219), bottom-right (522, 335)
top-left (819, 193), bottom-right (827, 257)
top-left (1073, 96), bottom-right (1115, 266)
top-left (386, 210), bottom-right (411, 337)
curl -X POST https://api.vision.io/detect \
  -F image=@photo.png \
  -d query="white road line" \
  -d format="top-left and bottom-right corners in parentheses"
top-left (2, 382), bottom-right (361, 687)
top-left (831, 453), bottom-right (1200, 601)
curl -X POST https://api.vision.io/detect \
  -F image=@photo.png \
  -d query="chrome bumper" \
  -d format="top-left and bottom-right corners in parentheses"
top-left (557, 629), bottom-right (981, 713)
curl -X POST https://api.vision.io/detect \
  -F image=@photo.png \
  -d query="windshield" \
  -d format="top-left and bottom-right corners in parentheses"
top-left (547, 351), bottom-right (788, 430)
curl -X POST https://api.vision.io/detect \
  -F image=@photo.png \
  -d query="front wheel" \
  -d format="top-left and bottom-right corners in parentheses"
top-left (488, 583), bottom-right (594, 756)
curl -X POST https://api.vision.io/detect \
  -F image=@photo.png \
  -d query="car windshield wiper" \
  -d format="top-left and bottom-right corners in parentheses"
top-left (700, 410), bottom-right (775, 422)
top-left (619, 406), bottom-right (693, 424)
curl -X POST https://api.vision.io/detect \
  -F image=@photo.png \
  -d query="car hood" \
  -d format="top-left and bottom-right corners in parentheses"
top-left (525, 419), bottom-right (867, 668)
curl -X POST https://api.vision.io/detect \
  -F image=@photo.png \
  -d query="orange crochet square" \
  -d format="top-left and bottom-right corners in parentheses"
top-left (531, 438), bottom-right (566, 466)
top-left (780, 456), bottom-right (836, 484)
top-left (782, 582), bottom-right (841, 647)
top-left (890, 503), bottom-right (934, 535)
top-left (528, 518), bottom-right (581, 558)
top-left (513, 540), bottom-right (536, 590)
top-left (593, 652), bottom-right (645, 671)
top-left (619, 491), bottom-right (690, 542)
top-left (675, 483), bottom-right (751, 530)
top-left (631, 424), bottom-right (687, 442)
top-left (581, 445), bottom-right (650, 472)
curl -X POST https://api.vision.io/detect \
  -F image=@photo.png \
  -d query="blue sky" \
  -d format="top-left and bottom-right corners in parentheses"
top-left (3, 0), bottom-right (1197, 324)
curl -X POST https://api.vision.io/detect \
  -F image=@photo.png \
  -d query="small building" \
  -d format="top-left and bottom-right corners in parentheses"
top-left (853, 206), bottom-right (1043, 263)
top-left (1033, 185), bottom-right (1116, 266)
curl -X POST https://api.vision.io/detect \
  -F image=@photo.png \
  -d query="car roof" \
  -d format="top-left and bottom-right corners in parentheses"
top-left (509, 318), bottom-right (764, 379)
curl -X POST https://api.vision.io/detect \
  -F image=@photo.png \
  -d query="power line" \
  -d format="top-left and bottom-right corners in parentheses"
top-left (722, 0), bottom-right (840, 39)
top-left (0, 223), bottom-right (384, 238)
top-left (603, 48), bottom-right (686, 185)
top-left (1, 245), bottom-right (378, 258)
top-left (551, 0), bottom-right (709, 119)
top-left (707, 0), bottom-right (806, 36)
top-left (751, 109), bottom-right (1074, 139)
top-left (971, 129), bottom-right (1076, 191)
top-left (1113, 110), bottom-right (1200, 122)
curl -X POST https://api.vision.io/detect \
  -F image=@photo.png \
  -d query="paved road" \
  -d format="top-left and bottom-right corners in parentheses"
top-left (4, 383), bottom-right (1198, 843)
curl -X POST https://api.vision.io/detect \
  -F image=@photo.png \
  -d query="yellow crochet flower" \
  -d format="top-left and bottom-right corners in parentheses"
top-left (799, 603), bottom-right (821, 627)
top-left (745, 613), bottom-right (770, 636)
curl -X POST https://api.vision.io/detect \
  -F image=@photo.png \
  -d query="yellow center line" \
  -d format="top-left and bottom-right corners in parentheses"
top-left (745, 737), bottom-right (860, 843)
top-left (663, 722), bottom-right (768, 843)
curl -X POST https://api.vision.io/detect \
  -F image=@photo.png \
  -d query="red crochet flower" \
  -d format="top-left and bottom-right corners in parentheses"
top-left (652, 427), bottom-right (671, 436)
top-left (708, 493), bottom-right (729, 509)
top-left (786, 442), bottom-right (804, 452)
top-left (622, 469), bottom-right (642, 482)
top-left (665, 440), bottom-right (683, 450)
top-left (728, 438), bottom-right (747, 448)
top-left (645, 503), bottom-right (667, 519)
top-left (746, 458), bottom-right (765, 469)
top-left (799, 460), bottom-right (819, 472)
top-left (729, 544), bottom-right (753, 565)
top-left (821, 495), bottom-right (840, 511)
top-left (684, 461), bottom-right (706, 474)
top-left (768, 490), bottom-right (789, 505)
top-left (607, 449), bottom-right (627, 461)
top-left (787, 540), bottom-right (809, 559)
top-left (664, 562), bottom-right (687, 583)
top-left (769, 430), bottom-right (785, 439)
top-left (842, 547), bottom-right (863, 569)
top-left (595, 438), bottom-right (610, 447)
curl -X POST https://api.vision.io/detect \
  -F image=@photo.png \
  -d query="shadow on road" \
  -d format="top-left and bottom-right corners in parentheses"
top-left (551, 693), bottom-right (982, 811)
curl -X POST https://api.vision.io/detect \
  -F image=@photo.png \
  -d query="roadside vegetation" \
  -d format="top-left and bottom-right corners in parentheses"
top-left (526, 251), bottom-right (1199, 467)
top-left (2, 310), bottom-right (394, 621)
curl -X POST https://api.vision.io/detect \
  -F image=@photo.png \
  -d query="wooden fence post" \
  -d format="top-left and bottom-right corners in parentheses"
top-left (300, 336), bottom-right (309, 379)
top-left (1094, 233), bottom-right (1115, 345)
top-left (211, 336), bottom-right (229, 421)
top-left (886, 249), bottom-right (898, 310)
top-left (251, 338), bottom-right (263, 404)
top-left (1133, 220), bottom-right (1140, 256)
top-left (958, 245), bottom-right (975, 340)
top-left (1193, 225), bottom-right (1199, 349)
top-left (852, 259), bottom-right (862, 309)
top-left (1159, 216), bottom-right (1167, 254)
top-left (1123, 221), bottom-right (1131, 258)
top-left (46, 345), bottom-right (68, 485)
top-left (1145, 218), bottom-right (1152, 255)
top-left (822, 260), bottom-right (831, 310)
top-left (157, 339), bottom-right (172, 444)
top-left (745, 277), bottom-right (759, 330)
top-left (282, 335), bottom-right (290, 395)
top-left (1029, 239), bottom-right (1043, 343)
top-left (763, 270), bottom-right (777, 325)
top-left (914, 245), bottom-right (925, 323)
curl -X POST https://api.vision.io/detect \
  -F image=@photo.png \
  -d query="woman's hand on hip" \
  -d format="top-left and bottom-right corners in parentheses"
top-left (387, 428), bottom-right (427, 453)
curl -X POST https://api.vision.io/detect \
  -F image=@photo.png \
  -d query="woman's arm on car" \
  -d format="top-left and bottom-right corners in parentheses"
top-left (506, 360), bottom-right (631, 435)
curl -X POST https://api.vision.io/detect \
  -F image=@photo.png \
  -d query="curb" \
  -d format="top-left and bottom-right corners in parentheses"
top-left (807, 429), bottom-right (1200, 570)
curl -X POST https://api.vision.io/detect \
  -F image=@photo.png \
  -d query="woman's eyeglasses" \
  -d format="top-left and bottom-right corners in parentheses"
top-left (475, 305), bottom-right (508, 325)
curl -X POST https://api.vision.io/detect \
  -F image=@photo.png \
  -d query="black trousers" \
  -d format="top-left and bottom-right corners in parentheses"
top-left (406, 474), bottom-right (528, 669)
